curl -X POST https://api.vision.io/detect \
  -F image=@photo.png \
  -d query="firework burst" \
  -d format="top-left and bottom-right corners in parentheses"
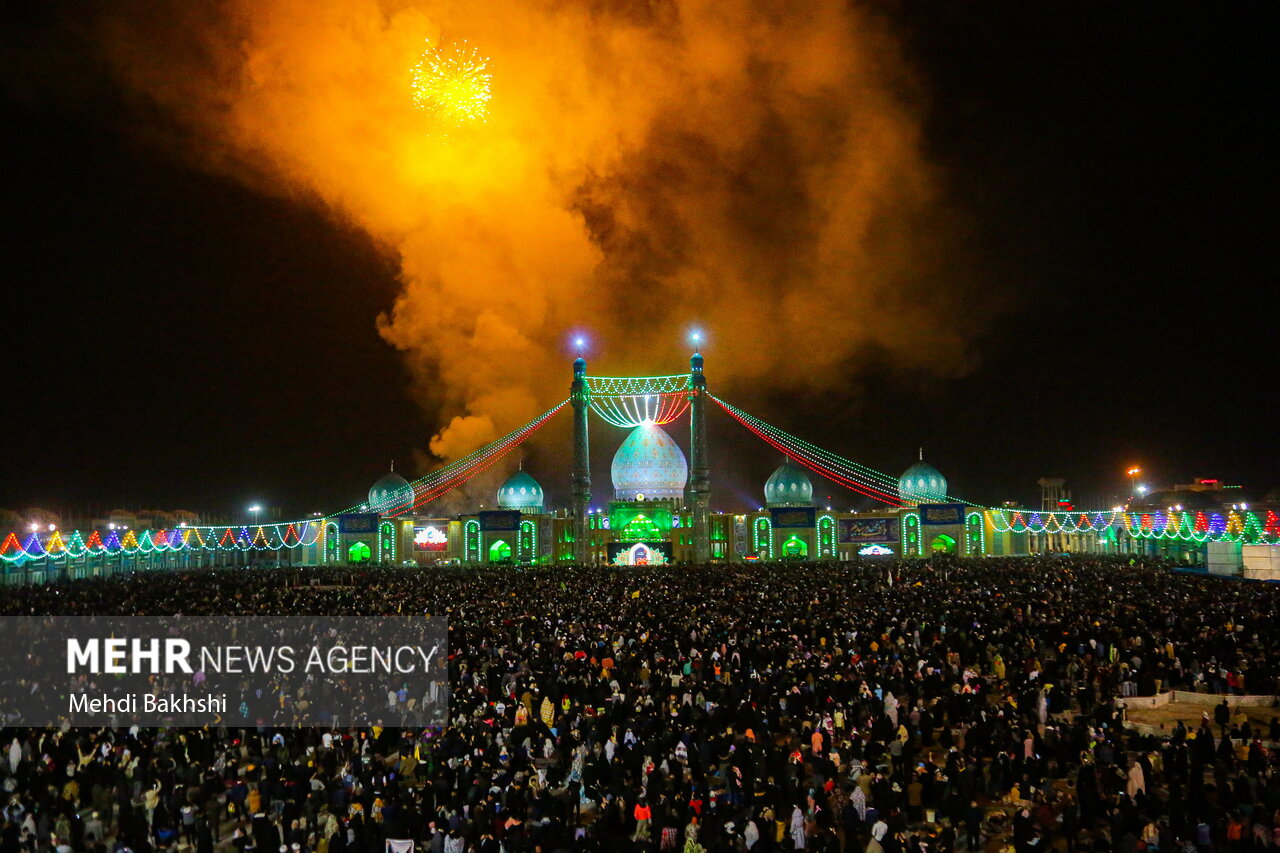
top-left (411, 40), bottom-right (491, 125)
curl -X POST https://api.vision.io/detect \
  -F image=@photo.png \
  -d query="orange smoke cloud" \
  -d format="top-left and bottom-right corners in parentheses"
top-left (100, 0), bottom-right (983, 464)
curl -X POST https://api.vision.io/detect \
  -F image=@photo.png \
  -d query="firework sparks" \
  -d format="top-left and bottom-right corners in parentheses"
top-left (411, 40), bottom-right (491, 125)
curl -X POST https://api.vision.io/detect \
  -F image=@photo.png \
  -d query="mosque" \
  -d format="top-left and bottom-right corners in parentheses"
top-left (336, 436), bottom-right (994, 566)
top-left (4, 355), bottom-right (1271, 582)
top-left (322, 354), bottom-right (1021, 566)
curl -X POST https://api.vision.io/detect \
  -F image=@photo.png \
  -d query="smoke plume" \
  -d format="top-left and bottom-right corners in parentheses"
top-left (100, 0), bottom-right (981, 463)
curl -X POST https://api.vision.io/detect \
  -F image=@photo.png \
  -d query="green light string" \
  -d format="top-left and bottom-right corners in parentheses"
top-left (713, 395), bottom-right (934, 505)
top-left (586, 375), bottom-right (690, 396)
top-left (390, 401), bottom-right (565, 514)
top-left (711, 395), bottom-right (915, 495)
top-left (341, 399), bottom-right (568, 517)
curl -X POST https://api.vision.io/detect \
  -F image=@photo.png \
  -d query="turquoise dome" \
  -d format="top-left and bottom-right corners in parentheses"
top-left (369, 469), bottom-right (413, 510)
top-left (765, 461), bottom-right (813, 507)
top-left (899, 459), bottom-right (947, 505)
top-left (612, 423), bottom-right (688, 501)
top-left (498, 470), bottom-right (544, 512)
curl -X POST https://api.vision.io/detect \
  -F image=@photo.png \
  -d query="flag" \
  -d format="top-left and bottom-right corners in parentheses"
top-left (631, 590), bottom-right (641, 599)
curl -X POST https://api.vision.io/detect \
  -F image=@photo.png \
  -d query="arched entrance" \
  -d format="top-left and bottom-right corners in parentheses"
top-left (782, 536), bottom-right (808, 558)
top-left (620, 514), bottom-right (661, 541)
top-left (488, 540), bottom-right (512, 563)
top-left (929, 533), bottom-right (956, 554)
top-left (348, 541), bottom-right (372, 563)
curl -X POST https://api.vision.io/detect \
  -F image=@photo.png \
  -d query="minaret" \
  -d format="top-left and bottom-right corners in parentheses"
top-left (687, 350), bottom-right (710, 563)
top-left (570, 356), bottom-right (592, 563)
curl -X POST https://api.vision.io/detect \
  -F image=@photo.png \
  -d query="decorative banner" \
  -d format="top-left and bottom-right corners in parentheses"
top-left (608, 541), bottom-right (670, 565)
top-left (858, 544), bottom-right (896, 556)
top-left (413, 524), bottom-right (448, 551)
top-left (770, 507), bottom-right (816, 529)
top-left (734, 518), bottom-right (748, 556)
top-left (338, 513), bottom-right (379, 534)
top-left (838, 517), bottom-right (900, 544)
top-left (538, 519), bottom-right (552, 558)
top-left (919, 503), bottom-right (966, 525)
top-left (479, 510), bottom-right (521, 532)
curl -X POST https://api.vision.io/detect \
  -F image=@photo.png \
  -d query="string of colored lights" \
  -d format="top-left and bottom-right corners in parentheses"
top-left (354, 400), bottom-right (568, 517)
top-left (712, 395), bottom-right (904, 506)
top-left (712, 395), bottom-right (977, 505)
top-left (1, 401), bottom-right (569, 565)
top-left (586, 375), bottom-right (690, 396)
top-left (711, 395), bottom-right (1279, 545)
top-left (590, 392), bottom-right (690, 428)
top-left (987, 508), bottom-right (1280, 544)
top-left (1, 521), bottom-right (325, 563)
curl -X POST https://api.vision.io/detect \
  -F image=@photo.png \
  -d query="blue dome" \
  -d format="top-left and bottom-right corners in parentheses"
top-left (498, 470), bottom-right (544, 511)
top-left (765, 461), bottom-right (813, 507)
top-left (369, 470), bottom-right (413, 511)
top-left (899, 459), bottom-right (947, 505)
top-left (612, 423), bottom-right (688, 501)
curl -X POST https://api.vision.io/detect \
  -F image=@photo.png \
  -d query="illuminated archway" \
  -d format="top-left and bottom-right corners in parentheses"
top-left (929, 533), bottom-right (956, 554)
top-left (348, 541), bottom-right (372, 563)
top-left (489, 540), bottom-right (512, 562)
top-left (782, 536), bottom-right (808, 558)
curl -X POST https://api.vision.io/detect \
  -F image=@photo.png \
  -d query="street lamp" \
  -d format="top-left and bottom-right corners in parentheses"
top-left (248, 504), bottom-right (262, 526)
top-left (1126, 466), bottom-right (1141, 497)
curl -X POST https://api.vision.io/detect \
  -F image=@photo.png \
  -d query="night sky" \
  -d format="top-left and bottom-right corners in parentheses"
top-left (1, 3), bottom-right (1274, 520)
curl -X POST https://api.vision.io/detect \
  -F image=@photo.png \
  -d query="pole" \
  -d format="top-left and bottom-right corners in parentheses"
top-left (571, 357), bottom-right (593, 564)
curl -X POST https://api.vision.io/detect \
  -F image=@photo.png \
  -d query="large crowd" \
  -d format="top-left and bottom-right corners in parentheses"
top-left (3, 555), bottom-right (1280, 853)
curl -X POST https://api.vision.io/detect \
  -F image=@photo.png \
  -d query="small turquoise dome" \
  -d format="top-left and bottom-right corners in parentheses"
top-left (369, 469), bottom-right (413, 511)
top-left (612, 423), bottom-right (688, 501)
top-left (498, 470), bottom-right (544, 512)
top-left (899, 458), bottom-right (947, 505)
top-left (765, 461), bottom-right (813, 507)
